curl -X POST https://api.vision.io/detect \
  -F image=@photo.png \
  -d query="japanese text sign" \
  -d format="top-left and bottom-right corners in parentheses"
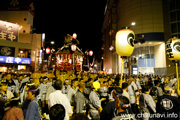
top-left (0, 56), bottom-right (31, 64)
top-left (0, 20), bottom-right (19, 42)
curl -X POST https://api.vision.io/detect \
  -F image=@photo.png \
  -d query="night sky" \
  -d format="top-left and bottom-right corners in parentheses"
top-left (33, 0), bottom-right (106, 59)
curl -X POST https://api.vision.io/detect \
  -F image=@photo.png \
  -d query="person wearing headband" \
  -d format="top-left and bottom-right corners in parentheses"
top-left (112, 96), bottom-right (135, 120)
top-left (156, 86), bottom-right (180, 120)
top-left (139, 85), bottom-right (156, 120)
top-left (89, 81), bottom-right (102, 120)
top-left (25, 85), bottom-right (41, 120)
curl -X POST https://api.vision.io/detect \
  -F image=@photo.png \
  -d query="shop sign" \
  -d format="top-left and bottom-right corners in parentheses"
top-left (0, 56), bottom-right (31, 64)
top-left (0, 20), bottom-right (19, 42)
top-left (0, 46), bottom-right (15, 56)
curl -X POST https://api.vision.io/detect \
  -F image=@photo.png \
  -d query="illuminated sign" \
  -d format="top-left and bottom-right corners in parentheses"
top-left (0, 20), bottom-right (19, 42)
top-left (0, 56), bottom-right (31, 64)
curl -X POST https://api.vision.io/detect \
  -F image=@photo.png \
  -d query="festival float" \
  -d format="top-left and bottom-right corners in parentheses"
top-left (56, 33), bottom-right (84, 72)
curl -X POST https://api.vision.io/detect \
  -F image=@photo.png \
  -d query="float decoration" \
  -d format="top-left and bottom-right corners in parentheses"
top-left (166, 37), bottom-right (180, 95)
top-left (115, 28), bottom-right (135, 88)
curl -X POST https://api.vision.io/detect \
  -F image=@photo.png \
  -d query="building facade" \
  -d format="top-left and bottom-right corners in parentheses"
top-left (0, 1), bottom-right (43, 72)
top-left (102, 0), bottom-right (179, 76)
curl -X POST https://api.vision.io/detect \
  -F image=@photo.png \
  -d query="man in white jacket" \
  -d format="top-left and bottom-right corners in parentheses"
top-left (48, 80), bottom-right (73, 120)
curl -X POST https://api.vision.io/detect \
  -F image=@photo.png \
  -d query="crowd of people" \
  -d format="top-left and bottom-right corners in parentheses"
top-left (0, 72), bottom-right (180, 120)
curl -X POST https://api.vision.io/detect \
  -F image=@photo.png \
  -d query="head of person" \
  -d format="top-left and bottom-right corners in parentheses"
top-left (79, 83), bottom-right (86, 91)
top-left (6, 74), bottom-right (12, 80)
top-left (79, 79), bottom-right (84, 84)
top-left (112, 87), bottom-right (123, 100)
top-left (54, 80), bottom-right (63, 90)
top-left (164, 77), bottom-right (169, 84)
top-left (154, 80), bottom-right (161, 86)
top-left (115, 96), bottom-right (130, 112)
top-left (122, 82), bottom-right (129, 90)
top-left (39, 77), bottom-right (44, 83)
top-left (18, 75), bottom-right (24, 82)
top-left (49, 104), bottom-right (65, 120)
top-left (0, 81), bottom-right (8, 92)
top-left (103, 81), bottom-right (108, 87)
top-left (107, 79), bottom-right (112, 86)
top-left (27, 85), bottom-right (39, 100)
top-left (71, 113), bottom-right (89, 120)
top-left (71, 79), bottom-right (79, 88)
top-left (164, 86), bottom-right (172, 95)
top-left (64, 79), bottom-right (69, 85)
top-left (142, 85), bottom-right (150, 94)
top-left (92, 81), bottom-right (100, 91)
top-left (9, 97), bottom-right (20, 107)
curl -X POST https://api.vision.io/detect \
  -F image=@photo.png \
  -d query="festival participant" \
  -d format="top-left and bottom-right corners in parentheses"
top-left (25, 85), bottom-right (41, 120)
top-left (122, 82), bottom-right (130, 100)
top-left (6, 74), bottom-right (18, 97)
top-left (156, 86), bottom-right (180, 120)
top-left (100, 87), bottom-right (123, 120)
top-left (99, 80), bottom-right (108, 108)
top-left (75, 83), bottom-right (86, 113)
top-left (139, 85), bottom-right (156, 120)
top-left (62, 79), bottom-right (71, 94)
top-left (39, 77), bottom-right (48, 113)
top-left (89, 81), bottom-right (102, 120)
top-left (48, 80), bottom-right (73, 120)
top-left (3, 97), bottom-right (24, 120)
top-left (0, 80), bottom-right (14, 100)
top-left (0, 80), bottom-right (14, 119)
top-left (67, 79), bottom-right (79, 106)
top-left (128, 78), bottom-right (139, 114)
top-left (112, 96), bottom-right (135, 120)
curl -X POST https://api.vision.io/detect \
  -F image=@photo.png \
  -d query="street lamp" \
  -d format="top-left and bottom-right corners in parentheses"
top-left (50, 41), bottom-right (55, 44)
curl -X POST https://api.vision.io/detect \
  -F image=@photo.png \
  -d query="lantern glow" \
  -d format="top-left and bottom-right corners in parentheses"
top-left (71, 44), bottom-right (77, 52)
top-left (72, 33), bottom-right (77, 39)
top-left (46, 48), bottom-right (51, 54)
top-left (89, 50), bottom-right (93, 56)
top-left (115, 29), bottom-right (135, 56)
top-left (167, 38), bottom-right (180, 60)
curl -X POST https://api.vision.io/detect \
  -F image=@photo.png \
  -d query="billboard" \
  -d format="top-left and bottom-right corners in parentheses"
top-left (0, 46), bottom-right (15, 56)
top-left (0, 20), bottom-right (19, 42)
top-left (0, 56), bottom-right (31, 64)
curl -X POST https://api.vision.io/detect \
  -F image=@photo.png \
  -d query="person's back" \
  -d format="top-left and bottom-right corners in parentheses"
top-left (3, 97), bottom-right (24, 120)
top-left (3, 107), bottom-right (24, 120)
top-left (156, 86), bottom-right (180, 120)
top-left (48, 80), bottom-right (73, 120)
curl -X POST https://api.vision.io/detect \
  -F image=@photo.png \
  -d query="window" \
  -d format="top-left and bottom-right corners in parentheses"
top-left (178, 22), bottom-right (180, 32)
top-left (176, 0), bottom-right (180, 9)
top-left (170, 0), bottom-right (176, 11)
top-left (171, 23), bottom-right (177, 33)
top-left (177, 11), bottom-right (180, 21)
top-left (170, 12), bottom-right (176, 22)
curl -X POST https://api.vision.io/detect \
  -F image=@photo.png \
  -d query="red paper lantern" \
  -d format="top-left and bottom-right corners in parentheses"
top-left (46, 48), bottom-right (51, 54)
top-left (89, 50), bottom-right (93, 56)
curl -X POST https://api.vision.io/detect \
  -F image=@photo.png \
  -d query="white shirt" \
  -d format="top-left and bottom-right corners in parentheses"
top-left (122, 90), bottom-right (130, 100)
top-left (48, 90), bottom-right (73, 120)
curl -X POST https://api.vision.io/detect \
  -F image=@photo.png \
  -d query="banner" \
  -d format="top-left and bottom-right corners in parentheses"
top-left (0, 46), bottom-right (15, 56)
top-left (0, 20), bottom-right (19, 42)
